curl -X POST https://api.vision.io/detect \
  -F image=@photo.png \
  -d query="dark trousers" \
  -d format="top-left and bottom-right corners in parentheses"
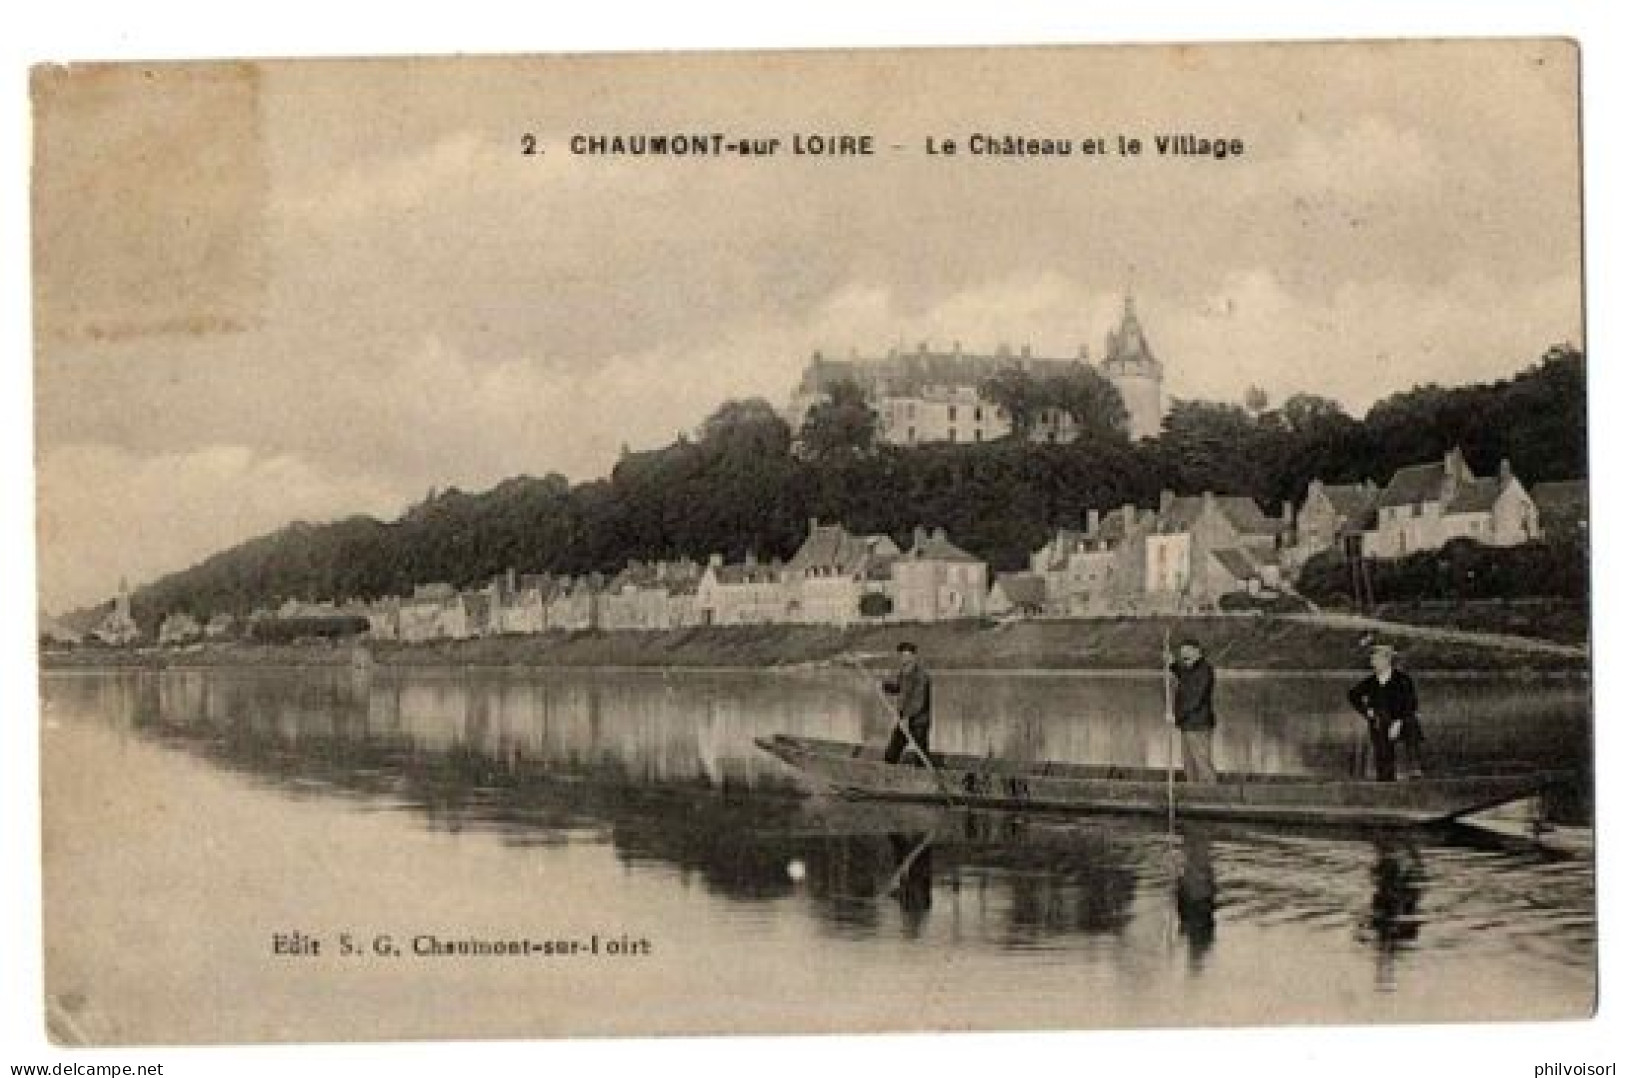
top-left (884, 718), bottom-right (932, 766)
top-left (1368, 719), bottom-right (1425, 782)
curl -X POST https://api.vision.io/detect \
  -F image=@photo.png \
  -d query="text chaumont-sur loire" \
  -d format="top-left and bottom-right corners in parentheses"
top-left (549, 131), bottom-right (1246, 160)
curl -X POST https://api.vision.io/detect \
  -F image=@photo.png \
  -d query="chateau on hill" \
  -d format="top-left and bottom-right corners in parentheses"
top-left (787, 294), bottom-right (1167, 443)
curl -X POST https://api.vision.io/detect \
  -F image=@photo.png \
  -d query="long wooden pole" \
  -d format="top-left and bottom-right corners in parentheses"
top-left (847, 658), bottom-right (958, 806)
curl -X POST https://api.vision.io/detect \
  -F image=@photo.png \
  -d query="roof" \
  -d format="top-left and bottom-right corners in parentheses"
top-left (1532, 480), bottom-right (1587, 518)
top-left (906, 530), bottom-right (982, 564)
top-left (1316, 482), bottom-right (1378, 518)
top-left (787, 524), bottom-right (898, 575)
top-left (713, 562), bottom-right (782, 585)
top-left (1159, 495), bottom-right (1281, 536)
top-left (1377, 462), bottom-right (1447, 508)
top-left (1209, 548), bottom-right (1261, 581)
top-left (1446, 477), bottom-right (1503, 515)
top-left (994, 573), bottom-right (1047, 606)
top-left (798, 348), bottom-right (1086, 400)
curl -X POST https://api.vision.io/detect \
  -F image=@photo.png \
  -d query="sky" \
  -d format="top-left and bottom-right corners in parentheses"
top-left (31, 42), bottom-right (1583, 613)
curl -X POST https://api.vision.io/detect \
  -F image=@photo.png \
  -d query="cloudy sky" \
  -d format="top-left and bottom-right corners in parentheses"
top-left (32, 42), bottom-right (1581, 612)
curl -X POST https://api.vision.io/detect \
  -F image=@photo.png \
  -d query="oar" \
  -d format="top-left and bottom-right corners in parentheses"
top-left (842, 657), bottom-right (959, 807)
top-left (1162, 629), bottom-right (1177, 832)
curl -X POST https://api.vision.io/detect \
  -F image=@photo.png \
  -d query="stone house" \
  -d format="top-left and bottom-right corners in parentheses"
top-left (1149, 491), bottom-right (1290, 608)
top-left (697, 555), bottom-right (785, 626)
top-left (158, 612), bottom-right (202, 646)
top-left (892, 527), bottom-right (988, 622)
top-left (782, 519), bottom-right (901, 626)
top-left (1293, 479), bottom-right (1379, 565)
top-left (1029, 505), bottom-right (1155, 615)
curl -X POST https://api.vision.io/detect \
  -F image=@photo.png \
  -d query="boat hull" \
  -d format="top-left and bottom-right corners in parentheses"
top-left (755, 734), bottom-right (1562, 827)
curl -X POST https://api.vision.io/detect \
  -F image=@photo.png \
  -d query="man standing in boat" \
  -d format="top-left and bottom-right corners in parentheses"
top-left (881, 641), bottom-right (933, 767)
top-left (1347, 642), bottom-right (1424, 782)
top-left (1168, 637), bottom-right (1220, 783)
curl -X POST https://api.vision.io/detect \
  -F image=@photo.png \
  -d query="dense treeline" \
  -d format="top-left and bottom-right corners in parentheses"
top-left (129, 345), bottom-right (1586, 628)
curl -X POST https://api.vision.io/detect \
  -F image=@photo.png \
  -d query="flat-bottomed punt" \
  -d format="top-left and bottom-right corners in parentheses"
top-left (756, 734), bottom-right (1563, 827)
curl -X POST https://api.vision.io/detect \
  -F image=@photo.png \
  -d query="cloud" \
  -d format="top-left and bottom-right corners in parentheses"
top-left (36, 444), bottom-right (400, 612)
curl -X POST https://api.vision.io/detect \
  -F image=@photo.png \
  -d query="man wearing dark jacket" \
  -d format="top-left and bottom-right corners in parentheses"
top-left (1347, 642), bottom-right (1423, 782)
top-left (1168, 637), bottom-right (1219, 783)
top-left (882, 641), bottom-right (933, 766)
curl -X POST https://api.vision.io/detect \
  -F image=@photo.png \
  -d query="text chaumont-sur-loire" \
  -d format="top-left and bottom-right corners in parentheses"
top-left (272, 930), bottom-right (653, 959)
top-left (556, 131), bottom-right (1245, 159)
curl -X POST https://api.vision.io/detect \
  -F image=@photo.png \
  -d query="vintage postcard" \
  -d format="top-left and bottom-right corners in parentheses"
top-left (31, 41), bottom-right (1591, 1045)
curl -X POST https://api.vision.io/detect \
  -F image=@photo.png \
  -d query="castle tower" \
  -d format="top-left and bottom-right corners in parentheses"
top-left (1100, 293), bottom-right (1166, 440)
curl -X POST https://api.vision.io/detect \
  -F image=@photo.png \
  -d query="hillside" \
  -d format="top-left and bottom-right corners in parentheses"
top-left (126, 345), bottom-right (1586, 629)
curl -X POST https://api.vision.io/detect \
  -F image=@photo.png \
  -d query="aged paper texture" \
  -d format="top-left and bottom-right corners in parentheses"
top-left (32, 42), bottom-right (1590, 1045)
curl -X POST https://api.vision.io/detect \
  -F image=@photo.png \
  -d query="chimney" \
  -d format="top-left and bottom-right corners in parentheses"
top-left (1078, 344), bottom-right (1089, 360)
top-left (1159, 490), bottom-right (1176, 516)
top-left (708, 553), bottom-right (723, 569)
top-left (1021, 344), bottom-right (1032, 359)
top-left (1499, 458), bottom-right (1514, 485)
top-left (913, 525), bottom-right (928, 550)
top-left (953, 339), bottom-right (962, 356)
top-left (809, 516), bottom-right (820, 535)
top-left (932, 526), bottom-right (947, 542)
top-left (1087, 508), bottom-right (1101, 533)
top-left (744, 551), bottom-right (757, 567)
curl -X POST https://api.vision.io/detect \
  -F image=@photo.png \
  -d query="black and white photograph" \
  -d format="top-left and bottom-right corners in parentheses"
top-left (15, 32), bottom-right (1605, 1061)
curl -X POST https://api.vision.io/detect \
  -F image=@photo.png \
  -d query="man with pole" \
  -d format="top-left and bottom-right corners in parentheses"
top-left (1166, 635), bottom-right (1220, 784)
top-left (881, 641), bottom-right (934, 767)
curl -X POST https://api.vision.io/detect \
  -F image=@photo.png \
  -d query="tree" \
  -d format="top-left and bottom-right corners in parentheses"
top-left (979, 368), bottom-right (1044, 439)
top-left (1280, 393), bottom-right (1351, 435)
top-left (797, 379), bottom-right (879, 459)
top-left (1043, 369), bottom-right (1130, 438)
top-left (1243, 385), bottom-right (1270, 415)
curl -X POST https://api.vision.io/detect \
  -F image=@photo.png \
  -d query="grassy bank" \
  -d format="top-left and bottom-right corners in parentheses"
top-left (40, 615), bottom-right (1588, 674)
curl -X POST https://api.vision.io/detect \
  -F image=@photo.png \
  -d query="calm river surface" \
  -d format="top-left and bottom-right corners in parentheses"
top-left (41, 665), bottom-right (1594, 1042)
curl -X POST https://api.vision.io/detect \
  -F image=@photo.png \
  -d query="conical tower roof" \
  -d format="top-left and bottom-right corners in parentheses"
top-left (1103, 294), bottom-right (1161, 376)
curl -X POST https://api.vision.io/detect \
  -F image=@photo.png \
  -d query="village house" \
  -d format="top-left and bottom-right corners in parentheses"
top-left (204, 612), bottom-right (238, 640)
top-left (1029, 505), bottom-right (1156, 615)
top-left (782, 519), bottom-right (901, 626)
top-left (1292, 479), bottom-right (1380, 565)
top-left (397, 583), bottom-right (471, 642)
top-left (158, 612), bottom-right (203, 646)
top-left (892, 527), bottom-right (989, 622)
top-left (364, 598), bottom-right (401, 641)
top-left (697, 555), bottom-right (786, 626)
top-left (987, 573), bottom-right (1047, 618)
top-left (1146, 491), bottom-right (1292, 609)
top-left (492, 573), bottom-right (556, 635)
top-left (546, 575), bottom-right (601, 631)
top-left (1361, 448), bottom-right (1539, 559)
top-left (599, 560), bottom-right (704, 631)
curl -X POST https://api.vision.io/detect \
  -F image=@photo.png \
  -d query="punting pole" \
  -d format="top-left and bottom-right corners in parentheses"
top-left (1162, 628), bottom-right (1177, 833)
top-left (845, 657), bottom-right (959, 807)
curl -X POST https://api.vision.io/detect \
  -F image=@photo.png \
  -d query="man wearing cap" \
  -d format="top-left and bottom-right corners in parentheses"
top-left (1347, 643), bottom-right (1423, 782)
top-left (882, 641), bottom-right (933, 767)
top-left (1168, 637), bottom-right (1220, 783)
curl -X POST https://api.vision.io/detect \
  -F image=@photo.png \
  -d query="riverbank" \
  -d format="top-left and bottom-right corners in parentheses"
top-left (38, 615), bottom-right (1589, 673)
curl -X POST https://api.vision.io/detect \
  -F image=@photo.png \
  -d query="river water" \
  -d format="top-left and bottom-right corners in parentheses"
top-left (40, 665), bottom-right (1594, 1043)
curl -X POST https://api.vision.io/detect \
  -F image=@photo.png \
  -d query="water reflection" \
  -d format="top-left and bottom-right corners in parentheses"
top-left (1362, 836), bottom-right (1427, 990)
top-left (1176, 831), bottom-right (1218, 969)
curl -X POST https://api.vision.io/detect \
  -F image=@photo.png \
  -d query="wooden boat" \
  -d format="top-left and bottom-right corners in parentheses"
top-left (755, 734), bottom-right (1566, 827)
